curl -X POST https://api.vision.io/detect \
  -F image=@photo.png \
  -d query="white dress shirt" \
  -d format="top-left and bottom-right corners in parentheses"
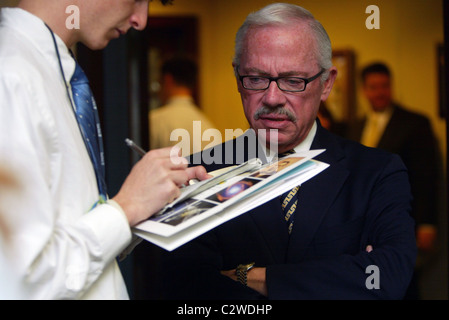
top-left (149, 95), bottom-right (218, 157)
top-left (360, 108), bottom-right (393, 148)
top-left (0, 8), bottom-right (132, 299)
top-left (261, 120), bottom-right (317, 162)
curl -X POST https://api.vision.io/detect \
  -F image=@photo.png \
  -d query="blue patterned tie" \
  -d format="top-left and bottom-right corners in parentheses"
top-left (71, 61), bottom-right (107, 201)
top-left (279, 150), bottom-right (298, 234)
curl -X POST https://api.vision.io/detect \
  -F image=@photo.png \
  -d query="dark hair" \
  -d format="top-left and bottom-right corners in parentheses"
top-left (158, 0), bottom-right (174, 5)
top-left (161, 57), bottom-right (197, 90)
top-left (361, 62), bottom-right (391, 82)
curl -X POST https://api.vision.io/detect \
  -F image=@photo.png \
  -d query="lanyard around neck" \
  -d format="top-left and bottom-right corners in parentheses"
top-left (44, 23), bottom-right (77, 114)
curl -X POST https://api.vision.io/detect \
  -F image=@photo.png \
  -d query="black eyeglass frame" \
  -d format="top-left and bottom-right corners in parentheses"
top-left (236, 68), bottom-right (325, 92)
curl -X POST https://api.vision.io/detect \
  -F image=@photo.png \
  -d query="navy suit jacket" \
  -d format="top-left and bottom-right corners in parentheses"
top-left (160, 120), bottom-right (417, 300)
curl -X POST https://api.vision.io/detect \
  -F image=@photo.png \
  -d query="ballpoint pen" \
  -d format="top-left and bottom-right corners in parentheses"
top-left (125, 138), bottom-right (147, 157)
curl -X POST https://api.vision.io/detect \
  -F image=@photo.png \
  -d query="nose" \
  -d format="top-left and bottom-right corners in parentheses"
top-left (130, 2), bottom-right (149, 31)
top-left (262, 80), bottom-right (286, 108)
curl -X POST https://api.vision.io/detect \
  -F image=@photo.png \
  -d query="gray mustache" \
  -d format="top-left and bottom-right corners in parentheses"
top-left (254, 106), bottom-right (297, 122)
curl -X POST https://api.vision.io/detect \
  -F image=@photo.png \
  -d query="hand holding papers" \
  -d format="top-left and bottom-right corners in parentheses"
top-left (133, 150), bottom-right (329, 251)
top-left (159, 158), bottom-right (262, 213)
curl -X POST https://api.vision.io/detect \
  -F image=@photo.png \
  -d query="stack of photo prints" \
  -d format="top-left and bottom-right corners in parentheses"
top-left (133, 149), bottom-right (329, 251)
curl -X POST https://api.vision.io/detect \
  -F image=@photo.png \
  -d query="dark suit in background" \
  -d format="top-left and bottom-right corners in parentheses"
top-left (348, 103), bottom-right (441, 228)
top-left (347, 103), bottom-right (442, 299)
top-left (350, 61), bottom-right (443, 300)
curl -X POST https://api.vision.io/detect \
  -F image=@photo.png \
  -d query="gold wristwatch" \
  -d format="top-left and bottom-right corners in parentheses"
top-left (235, 262), bottom-right (255, 286)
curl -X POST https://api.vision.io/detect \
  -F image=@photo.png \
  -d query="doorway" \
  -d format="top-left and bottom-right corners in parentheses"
top-left (132, 16), bottom-right (200, 299)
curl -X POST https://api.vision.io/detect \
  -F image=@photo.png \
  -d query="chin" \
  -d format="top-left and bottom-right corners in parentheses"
top-left (91, 41), bottom-right (109, 50)
top-left (259, 130), bottom-right (296, 153)
top-left (83, 36), bottom-right (110, 51)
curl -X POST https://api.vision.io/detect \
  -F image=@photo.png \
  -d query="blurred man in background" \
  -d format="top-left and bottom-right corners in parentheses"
top-left (348, 62), bottom-right (442, 299)
top-left (150, 57), bottom-right (218, 156)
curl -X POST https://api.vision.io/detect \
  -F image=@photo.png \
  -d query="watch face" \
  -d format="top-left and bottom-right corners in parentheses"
top-left (238, 262), bottom-right (255, 271)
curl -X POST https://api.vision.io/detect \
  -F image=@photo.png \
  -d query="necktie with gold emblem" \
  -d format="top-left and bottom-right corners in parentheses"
top-left (278, 150), bottom-right (299, 234)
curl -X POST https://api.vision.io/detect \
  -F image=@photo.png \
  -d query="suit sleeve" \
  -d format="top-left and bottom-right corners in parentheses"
top-left (160, 227), bottom-right (266, 299)
top-left (266, 154), bottom-right (417, 299)
top-left (402, 116), bottom-right (441, 226)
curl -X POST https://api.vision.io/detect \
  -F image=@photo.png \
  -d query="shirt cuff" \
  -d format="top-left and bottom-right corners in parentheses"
top-left (81, 200), bottom-right (132, 264)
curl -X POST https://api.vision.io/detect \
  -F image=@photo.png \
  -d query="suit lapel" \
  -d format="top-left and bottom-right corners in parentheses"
top-left (249, 198), bottom-right (290, 263)
top-left (203, 123), bottom-right (350, 263)
top-left (377, 105), bottom-right (402, 151)
top-left (202, 130), bottom-right (288, 262)
top-left (286, 123), bottom-right (349, 262)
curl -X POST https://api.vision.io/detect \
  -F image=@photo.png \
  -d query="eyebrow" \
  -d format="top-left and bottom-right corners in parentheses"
top-left (242, 67), bottom-right (310, 77)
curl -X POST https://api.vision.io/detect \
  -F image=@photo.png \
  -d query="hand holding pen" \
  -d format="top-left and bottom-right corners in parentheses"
top-left (114, 139), bottom-right (211, 226)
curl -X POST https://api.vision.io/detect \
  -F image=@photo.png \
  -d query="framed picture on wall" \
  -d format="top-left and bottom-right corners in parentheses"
top-left (437, 43), bottom-right (446, 118)
top-left (326, 50), bottom-right (356, 124)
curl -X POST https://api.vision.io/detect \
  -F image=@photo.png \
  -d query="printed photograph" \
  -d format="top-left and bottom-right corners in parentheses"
top-left (150, 199), bottom-right (215, 226)
top-left (206, 178), bottom-right (261, 203)
top-left (250, 157), bottom-right (304, 179)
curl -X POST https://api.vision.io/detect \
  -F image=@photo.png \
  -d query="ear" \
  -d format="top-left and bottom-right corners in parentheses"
top-left (320, 66), bottom-right (338, 101)
top-left (232, 62), bottom-right (242, 93)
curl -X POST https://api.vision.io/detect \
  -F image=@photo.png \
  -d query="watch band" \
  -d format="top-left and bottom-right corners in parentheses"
top-left (235, 262), bottom-right (255, 286)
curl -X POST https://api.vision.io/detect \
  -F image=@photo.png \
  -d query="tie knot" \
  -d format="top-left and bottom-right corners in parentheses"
top-left (71, 62), bottom-right (89, 85)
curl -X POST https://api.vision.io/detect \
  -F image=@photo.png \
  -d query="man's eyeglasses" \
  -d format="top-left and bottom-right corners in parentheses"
top-left (237, 68), bottom-right (325, 92)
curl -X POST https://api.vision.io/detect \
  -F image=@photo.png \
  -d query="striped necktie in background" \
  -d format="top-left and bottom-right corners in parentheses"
top-left (278, 150), bottom-right (299, 234)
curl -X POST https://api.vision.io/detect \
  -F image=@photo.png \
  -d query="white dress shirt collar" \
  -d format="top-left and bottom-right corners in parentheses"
top-left (1, 8), bottom-right (76, 84)
top-left (261, 120), bottom-right (318, 162)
